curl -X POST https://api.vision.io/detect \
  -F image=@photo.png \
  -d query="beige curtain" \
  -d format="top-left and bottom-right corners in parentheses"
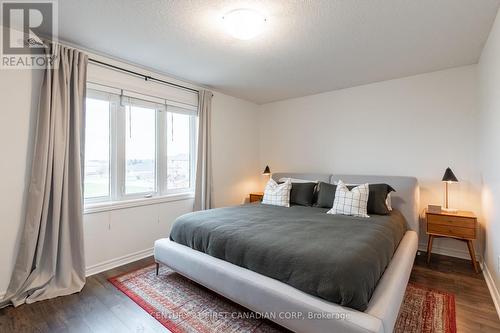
top-left (194, 90), bottom-right (213, 211)
top-left (1, 44), bottom-right (88, 307)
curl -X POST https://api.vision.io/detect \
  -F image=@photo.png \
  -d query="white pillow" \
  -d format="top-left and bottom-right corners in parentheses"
top-left (262, 178), bottom-right (292, 207)
top-left (327, 180), bottom-right (370, 218)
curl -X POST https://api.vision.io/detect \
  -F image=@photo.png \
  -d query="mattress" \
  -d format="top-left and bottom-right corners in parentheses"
top-left (169, 203), bottom-right (407, 311)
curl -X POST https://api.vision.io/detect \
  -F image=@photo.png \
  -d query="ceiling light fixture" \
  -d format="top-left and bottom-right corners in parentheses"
top-left (222, 9), bottom-right (266, 40)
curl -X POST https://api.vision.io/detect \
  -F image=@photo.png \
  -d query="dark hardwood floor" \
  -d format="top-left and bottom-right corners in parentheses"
top-left (1, 253), bottom-right (499, 333)
top-left (411, 252), bottom-right (500, 332)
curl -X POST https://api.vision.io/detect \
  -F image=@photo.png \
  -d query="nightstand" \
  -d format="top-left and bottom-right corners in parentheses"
top-left (425, 209), bottom-right (479, 273)
top-left (249, 192), bottom-right (264, 203)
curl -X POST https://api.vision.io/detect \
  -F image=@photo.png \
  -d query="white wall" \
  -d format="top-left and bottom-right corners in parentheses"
top-left (83, 199), bottom-right (194, 275)
top-left (259, 65), bottom-right (482, 258)
top-left (212, 92), bottom-right (262, 207)
top-left (0, 55), bottom-right (261, 295)
top-left (0, 69), bottom-right (43, 297)
top-left (478, 8), bottom-right (500, 306)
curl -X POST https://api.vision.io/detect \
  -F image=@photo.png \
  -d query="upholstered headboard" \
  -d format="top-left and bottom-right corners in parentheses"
top-left (271, 173), bottom-right (420, 235)
top-left (272, 172), bottom-right (331, 183)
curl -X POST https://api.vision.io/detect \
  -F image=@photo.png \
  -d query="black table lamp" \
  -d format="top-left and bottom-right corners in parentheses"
top-left (262, 166), bottom-right (271, 176)
top-left (442, 167), bottom-right (458, 212)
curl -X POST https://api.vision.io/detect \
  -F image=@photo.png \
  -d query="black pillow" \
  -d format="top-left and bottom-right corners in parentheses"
top-left (363, 184), bottom-right (395, 215)
top-left (314, 182), bottom-right (395, 215)
top-left (277, 181), bottom-right (317, 206)
top-left (314, 182), bottom-right (337, 208)
top-left (290, 182), bottom-right (317, 206)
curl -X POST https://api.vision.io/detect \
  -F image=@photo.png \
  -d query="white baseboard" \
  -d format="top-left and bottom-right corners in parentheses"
top-left (85, 247), bottom-right (153, 277)
top-left (417, 243), bottom-right (482, 261)
top-left (483, 263), bottom-right (500, 320)
top-left (0, 291), bottom-right (5, 301)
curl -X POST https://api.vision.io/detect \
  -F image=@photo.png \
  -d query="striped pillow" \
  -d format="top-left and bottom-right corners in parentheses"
top-left (262, 178), bottom-right (292, 207)
top-left (327, 180), bottom-right (369, 217)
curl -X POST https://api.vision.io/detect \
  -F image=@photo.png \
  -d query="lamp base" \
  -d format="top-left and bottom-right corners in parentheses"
top-left (442, 207), bottom-right (458, 213)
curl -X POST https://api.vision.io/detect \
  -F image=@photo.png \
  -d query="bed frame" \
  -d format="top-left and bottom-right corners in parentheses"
top-left (154, 174), bottom-right (419, 333)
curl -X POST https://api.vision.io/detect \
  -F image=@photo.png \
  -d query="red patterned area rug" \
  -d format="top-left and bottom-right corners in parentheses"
top-left (394, 283), bottom-right (456, 333)
top-left (109, 264), bottom-right (456, 333)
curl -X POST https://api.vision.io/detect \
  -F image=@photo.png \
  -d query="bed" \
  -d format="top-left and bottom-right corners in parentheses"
top-left (154, 174), bottom-right (419, 333)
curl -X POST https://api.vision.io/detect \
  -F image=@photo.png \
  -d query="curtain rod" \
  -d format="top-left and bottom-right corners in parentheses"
top-left (88, 58), bottom-right (199, 94)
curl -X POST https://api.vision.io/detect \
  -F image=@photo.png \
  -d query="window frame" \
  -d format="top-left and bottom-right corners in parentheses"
top-left (83, 85), bottom-right (197, 207)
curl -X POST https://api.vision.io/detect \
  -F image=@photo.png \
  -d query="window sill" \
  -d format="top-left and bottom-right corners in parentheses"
top-left (84, 192), bottom-right (195, 214)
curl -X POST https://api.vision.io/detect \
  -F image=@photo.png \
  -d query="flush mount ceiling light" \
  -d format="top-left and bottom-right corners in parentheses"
top-left (222, 9), bottom-right (266, 40)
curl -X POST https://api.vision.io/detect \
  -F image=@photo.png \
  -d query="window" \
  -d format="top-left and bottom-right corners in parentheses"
top-left (84, 97), bottom-right (111, 200)
top-left (124, 105), bottom-right (157, 195)
top-left (166, 111), bottom-right (193, 191)
top-left (84, 86), bottom-right (197, 205)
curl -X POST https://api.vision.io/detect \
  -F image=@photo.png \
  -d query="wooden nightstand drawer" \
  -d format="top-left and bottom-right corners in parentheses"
top-left (427, 223), bottom-right (475, 239)
top-left (427, 213), bottom-right (476, 229)
top-left (249, 192), bottom-right (264, 203)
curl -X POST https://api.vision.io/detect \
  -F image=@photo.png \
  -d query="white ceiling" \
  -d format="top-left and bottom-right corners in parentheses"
top-left (55, 0), bottom-right (500, 104)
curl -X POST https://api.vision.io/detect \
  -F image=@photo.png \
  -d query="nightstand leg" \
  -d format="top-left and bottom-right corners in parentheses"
top-left (426, 235), bottom-right (434, 264)
top-left (155, 262), bottom-right (160, 276)
top-left (466, 240), bottom-right (480, 273)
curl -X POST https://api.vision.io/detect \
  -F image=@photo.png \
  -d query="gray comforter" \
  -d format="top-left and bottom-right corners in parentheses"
top-left (169, 204), bottom-right (407, 311)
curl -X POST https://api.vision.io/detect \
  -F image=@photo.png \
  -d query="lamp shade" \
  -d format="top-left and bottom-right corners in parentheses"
top-left (262, 165), bottom-right (271, 175)
top-left (442, 167), bottom-right (458, 182)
